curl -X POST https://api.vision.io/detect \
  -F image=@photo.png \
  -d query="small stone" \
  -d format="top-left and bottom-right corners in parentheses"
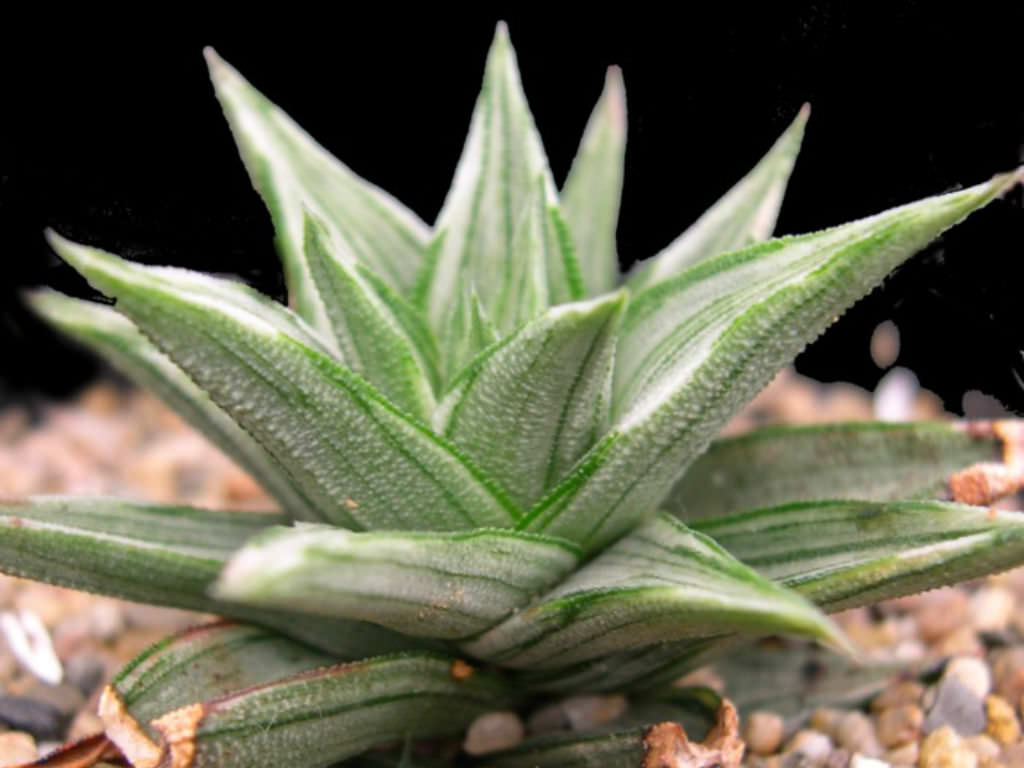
top-left (22, 681), bottom-right (83, 721)
top-left (933, 626), bottom-right (985, 659)
top-left (783, 730), bottom-right (833, 766)
top-left (920, 726), bottom-right (979, 768)
top-left (848, 754), bottom-right (889, 768)
top-left (882, 741), bottom-right (918, 767)
top-left (969, 587), bottom-right (1016, 632)
top-left (0, 732), bottom-right (35, 767)
top-left (809, 708), bottom-right (844, 738)
top-left (871, 681), bottom-right (925, 713)
top-left (463, 711), bottom-right (525, 756)
top-left (825, 749), bottom-right (852, 768)
top-left (875, 704), bottom-right (923, 748)
top-left (744, 711), bottom-right (785, 755)
top-left (914, 588), bottom-right (969, 642)
top-left (964, 734), bottom-right (1000, 762)
top-left (836, 711), bottom-right (882, 757)
top-left (1001, 742), bottom-right (1024, 767)
top-left (88, 600), bottom-right (125, 642)
top-left (991, 648), bottom-right (1024, 703)
top-left (985, 695), bottom-right (1021, 745)
top-left (946, 657), bottom-right (994, 700)
top-left (63, 653), bottom-right (107, 697)
top-left (560, 695), bottom-right (627, 730)
top-left (924, 677), bottom-right (986, 737)
top-left (0, 697), bottom-right (66, 741)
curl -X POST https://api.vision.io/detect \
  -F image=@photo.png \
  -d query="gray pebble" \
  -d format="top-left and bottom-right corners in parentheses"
top-left (0, 697), bottom-right (67, 741)
top-left (63, 653), bottom-right (106, 697)
top-left (923, 676), bottom-right (986, 737)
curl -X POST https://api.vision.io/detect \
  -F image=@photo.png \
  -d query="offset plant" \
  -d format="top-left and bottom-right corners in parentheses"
top-left (8, 23), bottom-right (1024, 768)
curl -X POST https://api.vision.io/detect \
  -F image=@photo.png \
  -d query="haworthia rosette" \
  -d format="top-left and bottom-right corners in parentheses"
top-left (26, 290), bottom-right (319, 521)
top-left (48, 233), bottom-right (519, 531)
top-left (561, 67), bottom-right (627, 298)
top-left (204, 48), bottom-right (431, 326)
top-left (670, 420), bottom-right (1006, 521)
top-left (627, 104), bottom-right (809, 291)
top-left (460, 513), bottom-right (843, 669)
top-left (523, 171), bottom-right (1021, 551)
top-left (215, 524), bottom-right (580, 638)
top-left (434, 292), bottom-right (625, 508)
top-left (0, 497), bottom-right (418, 657)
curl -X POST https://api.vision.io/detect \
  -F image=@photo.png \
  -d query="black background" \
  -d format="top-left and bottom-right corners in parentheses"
top-left (3, 6), bottom-right (1024, 413)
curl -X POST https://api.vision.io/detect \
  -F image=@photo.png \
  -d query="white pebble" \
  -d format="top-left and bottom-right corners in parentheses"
top-left (850, 754), bottom-right (890, 768)
top-left (463, 711), bottom-right (525, 756)
top-left (944, 656), bottom-right (992, 698)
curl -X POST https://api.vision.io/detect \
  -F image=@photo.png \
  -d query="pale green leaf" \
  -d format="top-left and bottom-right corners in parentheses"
top-left (303, 215), bottom-right (436, 419)
top-left (49, 233), bottom-right (519, 531)
top-left (670, 421), bottom-right (1004, 521)
top-left (628, 105), bottom-right (809, 291)
top-left (214, 525), bottom-right (580, 639)
top-left (108, 622), bottom-right (336, 738)
top-left (524, 171), bottom-right (1020, 550)
top-left (435, 292), bottom-right (625, 508)
top-left (0, 497), bottom-right (418, 658)
top-left (204, 48), bottom-right (431, 327)
top-left (561, 66), bottom-right (627, 298)
top-left (440, 283), bottom-right (499, 384)
top-left (460, 513), bottom-right (843, 670)
top-left (107, 651), bottom-right (513, 768)
top-left (25, 290), bottom-right (320, 521)
top-left (425, 23), bottom-right (582, 360)
top-left (694, 499), bottom-right (1024, 612)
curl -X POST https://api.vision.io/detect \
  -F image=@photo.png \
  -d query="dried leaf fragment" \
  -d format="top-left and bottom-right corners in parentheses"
top-left (643, 699), bottom-right (744, 768)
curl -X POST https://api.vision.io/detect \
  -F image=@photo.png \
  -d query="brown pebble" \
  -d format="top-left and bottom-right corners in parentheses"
top-left (836, 711), bottom-right (882, 758)
top-left (933, 625), bottom-right (985, 658)
top-left (992, 648), bottom-right (1024, 704)
top-left (809, 707), bottom-right (844, 737)
top-left (871, 681), bottom-right (925, 712)
top-left (920, 726), bottom-right (979, 768)
top-left (985, 695), bottom-right (1021, 745)
top-left (964, 734), bottom-right (1000, 762)
top-left (875, 704), bottom-right (922, 748)
top-left (463, 712), bottom-right (524, 756)
top-left (969, 586), bottom-right (1016, 633)
top-left (883, 740), bottom-right (919, 766)
top-left (743, 711), bottom-right (784, 755)
top-left (67, 710), bottom-right (103, 742)
top-left (0, 731), bottom-right (36, 766)
top-left (915, 589), bottom-right (969, 642)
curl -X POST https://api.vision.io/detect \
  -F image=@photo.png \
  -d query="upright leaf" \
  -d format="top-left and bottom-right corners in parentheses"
top-left (26, 290), bottom-right (320, 520)
top-left (628, 105), bottom-right (810, 291)
top-left (523, 171), bottom-right (1020, 550)
top-left (303, 216), bottom-right (436, 419)
top-left (215, 524), bottom-right (580, 639)
top-left (425, 24), bottom-right (582, 366)
top-left (460, 513), bottom-right (843, 670)
top-left (49, 234), bottom-right (518, 531)
top-left (561, 67), bottom-right (627, 297)
top-left (669, 421), bottom-right (1005, 521)
top-left (435, 293), bottom-right (625, 508)
top-left (0, 497), bottom-right (418, 658)
top-left (205, 48), bottom-right (431, 327)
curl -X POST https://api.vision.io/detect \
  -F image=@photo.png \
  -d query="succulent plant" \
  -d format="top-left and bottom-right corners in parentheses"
top-left (8, 21), bottom-right (1024, 768)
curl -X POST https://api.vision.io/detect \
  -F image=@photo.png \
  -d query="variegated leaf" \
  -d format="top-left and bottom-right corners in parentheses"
top-left (670, 421), bottom-right (1005, 521)
top-left (628, 104), bottom-right (809, 291)
top-left (0, 497), bottom-right (417, 658)
top-left (205, 48), bottom-right (431, 328)
top-left (694, 499), bottom-right (1024, 613)
top-left (26, 290), bottom-right (319, 520)
top-left (424, 23), bottom-right (582, 370)
top-left (105, 651), bottom-right (514, 768)
top-left (49, 233), bottom-right (518, 531)
top-left (303, 215), bottom-right (436, 418)
top-left (561, 67), bottom-right (627, 298)
top-left (215, 524), bottom-right (580, 638)
top-left (461, 513), bottom-right (843, 670)
top-left (434, 292), bottom-right (625, 508)
top-left (523, 171), bottom-right (1020, 550)
top-left (104, 622), bottom-right (336, 740)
